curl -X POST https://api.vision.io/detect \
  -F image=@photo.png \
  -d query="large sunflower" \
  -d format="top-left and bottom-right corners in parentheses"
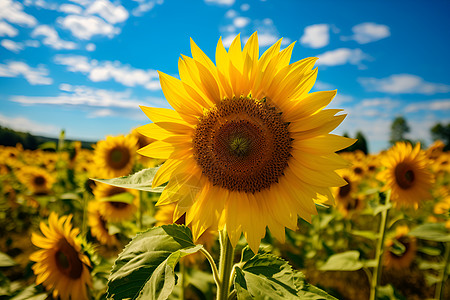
top-left (138, 32), bottom-right (354, 252)
top-left (93, 183), bottom-right (138, 222)
top-left (30, 212), bottom-right (92, 300)
top-left (93, 135), bottom-right (138, 179)
top-left (377, 142), bottom-right (433, 208)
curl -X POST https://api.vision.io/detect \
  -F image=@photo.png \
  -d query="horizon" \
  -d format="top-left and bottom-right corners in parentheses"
top-left (1, 0), bottom-right (449, 153)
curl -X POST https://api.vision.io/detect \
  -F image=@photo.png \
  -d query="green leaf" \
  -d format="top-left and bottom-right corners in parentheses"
top-left (99, 192), bottom-right (135, 204)
top-left (0, 252), bottom-right (16, 267)
top-left (409, 223), bottom-right (450, 242)
top-left (10, 285), bottom-right (47, 300)
top-left (294, 271), bottom-right (338, 300)
top-left (107, 224), bottom-right (202, 300)
top-left (319, 251), bottom-right (364, 271)
top-left (417, 246), bottom-right (441, 256)
top-left (350, 230), bottom-right (379, 240)
top-left (93, 167), bottom-right (164, 193)
top-left (373, 203), bottom-right (393, 216)
top-left (234, 253), bottom-right (298, 299)
top-left (38, 141), bottom-right (56, 150)
top-left (418, 260), bottom-right (445, 271)
top-left (376, 284), bottom-right (404, 300)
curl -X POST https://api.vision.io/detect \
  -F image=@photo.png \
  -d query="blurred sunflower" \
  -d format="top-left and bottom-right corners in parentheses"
top-left (137, 32), bottom-right (355, 252)
top-left (130, 128), bottom-right (160, 168)
top-left (30, 212), bottom-right (92, 300)
top-left (88, 201), bottom-right (119, 246)
top-left (17, 166), bottom-right (55, 195)
top-left (433, 196), bottom-right (450, 229)
top-left (377, 142), bottom-right (433, 208)
top-left (384, 225), bottom-right (417, 270)
top-left (93, 183), bottom-right (138, 222)
top-left (93, 135), bottom-right (138, 178)
top-left (333, 169), bottom-right (363, 217)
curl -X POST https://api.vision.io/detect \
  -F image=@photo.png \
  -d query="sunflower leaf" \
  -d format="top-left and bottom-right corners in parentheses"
top-left (234, 252), bottom-right (299, 299)
top-left (409, 223), bottom-right (450, 242)
top-left (294, 271), bottom-right (338, 300)
top-left (319, 251), bottom-right (364, 271)
top-left (107, 224), bottom-right (202, 300)
top-left (0, 252), bottom-right (16, 267)
top-left (92, 167), bottom-right (164, 193)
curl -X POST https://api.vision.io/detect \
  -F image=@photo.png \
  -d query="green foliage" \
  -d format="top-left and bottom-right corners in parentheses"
top-left (431, 122), bottom-right (450, 150)
top-left (0, 252), bottom-right (16, 267)
top-left (319, 251), bottom-right (364, 271)
top-left (294, 271), bottom-right (338, 300)
top-left (93, 167), bottom-right (164, 193)
top-left (409, 223), bottom-right (450, 242)
top-left (107, 224), bottom-right (202, 300)
top-left (389, 116), bottom-right (410, 145)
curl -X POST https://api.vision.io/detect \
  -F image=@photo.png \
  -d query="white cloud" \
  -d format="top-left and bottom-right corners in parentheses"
top-left (0, 21), bottom-right (18, 37)
top-left (253, 18), bottom-right (283, 47)
top-left (300, 24), bottom-right (329, 49)
top-left (233, 16), bottom-right (250, 28)
top-left (316, 48), bottom-right (370, 68)
top-left (359, 97), bottom-right (400, 110)
top-left (405, 99), bottom-right (450, 113)
top-left (24, 40), bottom-right (40, 47)
top-left (132, 0), bottom-right (163, 17)
top-left (240, 3), bottom-right (250, 11)
top-left (0, 0), bottom-right (37, 27)
top-left (54, 55), bottom-right (161, 90)
top-left (351, 22), bottom-right (390, 44)
top-left (86, 43), bottom-right (96, 51)
top-left (225, 9), bottom-right (237, 18)
top-left (313, 81), bottom-right (335, 91)
top-left (1, 39), bottom-right (23, 52)
top-left (87, 108), bottom-right (116, 118)
top-left (0, 61), bottom-right (52, 85)
top-left (0, 113), bottom-right (59, 136)
top-left (59, 4), bottom-right (83, 14)
top-left (31, 25), bottom-right (77, 50)
top-left (58, 15), bottom-right (120, 40)
top-left (258, 33), bottom-right (278, 46)
top-left (86, 0), bottom-right (129, 24)
top-left (205, 0), bottom-right (235, 6)
top-left (221, 34), bottom-right (235, 48)
top-left (358, 74), bottom-right (450, 95)
top-left (11, 84), bottom-right (159, 111)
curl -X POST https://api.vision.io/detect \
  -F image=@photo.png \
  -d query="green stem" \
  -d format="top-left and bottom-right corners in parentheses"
top-left (180, 260), bottom-right (186, 300)
top-left (200, 247), bottom-right (220, 287)
top-left (217, 229), bottom-right (235, 300)
top-left (369, 189), bottom-right (391, 300)
top-left (435, 242), bottom-right (450, 300)
top-left (81, 191), bottom-right (89, 236)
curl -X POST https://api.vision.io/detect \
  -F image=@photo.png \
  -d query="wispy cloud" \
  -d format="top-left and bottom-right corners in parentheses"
top-left (57, 15), bottom-right (120, 40)
top-left (0, 113), bottom-right (59, 136)
top-left (54, 55), bottom-right (161, 90)
top-left (31, 25), bottom-right (77, 49)
top-left (59, 4), bottom-right (83, 14)
top-left (316, 48), bottom-right (371, 69)
top-left (1, 39), bottom-right (23, 52)
top-left (132, 0), bottom-right (164, 17)
top-left (405, 99), bottom-right (450, 113)
top-left (0, 21), bottom-right (18, 37)
top-left (0, 61), bottom-right (52, 85)
top-left (346, 22), bottom-right (390, 44)
top-left (205, 0), bottom-right (235, 6)
top-left (85, 0), bottom-right (129, 24)
top-left (300, 24), bottom-right (329, 49)
top-left (358, 74), bottom-right (450, 95)
top-left (0, 0), bottom-right (37, 27)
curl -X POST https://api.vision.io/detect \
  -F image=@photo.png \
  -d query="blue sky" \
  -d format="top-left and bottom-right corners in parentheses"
top-left (0, 0), bottom-right (449, 153)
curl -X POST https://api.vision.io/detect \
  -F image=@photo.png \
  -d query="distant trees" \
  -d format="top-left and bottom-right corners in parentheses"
top-left (431, 122), bottom-right (450, 151)
top-left (341, 131), bottom-right (368, 154)
top-left (389, 116), bottom-right (411, 145)
top-left (0, 126), bottom-right (38, 149)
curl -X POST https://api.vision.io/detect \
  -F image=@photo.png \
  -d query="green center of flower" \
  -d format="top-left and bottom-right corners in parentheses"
top-left (193, 96), bottom-right (292, 193)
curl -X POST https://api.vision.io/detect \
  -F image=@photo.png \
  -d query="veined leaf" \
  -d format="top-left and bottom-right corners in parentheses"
top-left (93, 167), bottom-right (164, 193)
top-left (294, 271), bottom-right (338, 300)
top-left (409, 223), bottom-right (450, 242)
top-left (107, 224), bottom-right (202, 300)
top-left (319, 251), bottom-right (364, 271)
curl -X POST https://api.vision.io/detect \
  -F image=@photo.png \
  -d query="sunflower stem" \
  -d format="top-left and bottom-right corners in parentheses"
top-left (369, 189), bottom-right (391, 300)
top-left (81, 191), bottom-right (89, 236)
top-left (180, 259), bottom-right (186, 300)
top-left (435, 242), bottom-right (450, 300)
top-left (199, 247), bottom-right (220, 287)
top-left (217, 228), bottom-right (235, 300)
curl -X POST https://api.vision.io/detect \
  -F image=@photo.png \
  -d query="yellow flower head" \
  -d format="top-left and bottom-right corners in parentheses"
top-left (377, 142), bottom-right (433, 209)
top-left (30, 212), bottom-right (92, 300)
top-left (93, 135), bottom-right (138, 179)
top-left (93, 183), bottom-right (138, 222)
top-left (17, 165), bottom-right (55, 195)
top-left (384, 225), bottom-right (417, 270)
top-left (333, 169), bottom-right (363, 218)
top-left (88, 201), bottom-right (119, 246)
top-left (138, 32), bottom-right (355, 252)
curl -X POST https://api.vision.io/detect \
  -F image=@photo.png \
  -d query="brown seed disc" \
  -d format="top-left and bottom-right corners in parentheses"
top-left (55, 238), bottom-right (83, 279)
top-left (193, 96), bottom-right (292, 193)
top-left (107, 146), bottom-right (131, 170)
top-left (394, 162), bottom-right (415, 190)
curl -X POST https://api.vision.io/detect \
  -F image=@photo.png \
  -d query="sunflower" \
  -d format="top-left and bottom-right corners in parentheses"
top-left (433, 196), bottom-right (450, 229)
top-left (332, 169), bottom-right (363, 217)
top-left (88, 201), bottom-right (119, 246)
top-left (384, 225), bottom-right (417, 270)
top-left (93, 135), bottom-right (138, 179)
top-left (30, 212), bottom-right (92, 300)
top-left (93, 183), bottom-right (138, 222)
top-left (137, 32), bottom-right (355, 252)
top-left (130, 128), bottom-right (161, 168)
top-left (377, 142), bottom-right (433, 209)
top-left (17, 166), bottom-right (55, 195)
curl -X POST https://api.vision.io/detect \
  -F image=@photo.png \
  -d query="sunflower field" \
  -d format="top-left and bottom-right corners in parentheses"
top-left (1, 33), bottom-right (449, 300)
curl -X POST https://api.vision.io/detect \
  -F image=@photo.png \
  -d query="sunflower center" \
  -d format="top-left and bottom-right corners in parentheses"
top-left (354, 167), bottom-right (363, 175)
top-left (109, 201), bottom-right (129, 209)
top-left (55, 238), bottom-right (83, 279)
top-left (108, 147), bottom-right (131, 170)
top-left (193, 96), bottom-right (292, 193)
top-left (33, 175), bottom-right (46, 186)
top-left (339, 177), bottom-right (351, 198)
top-left (394, 163), bottom-right (415, 189)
